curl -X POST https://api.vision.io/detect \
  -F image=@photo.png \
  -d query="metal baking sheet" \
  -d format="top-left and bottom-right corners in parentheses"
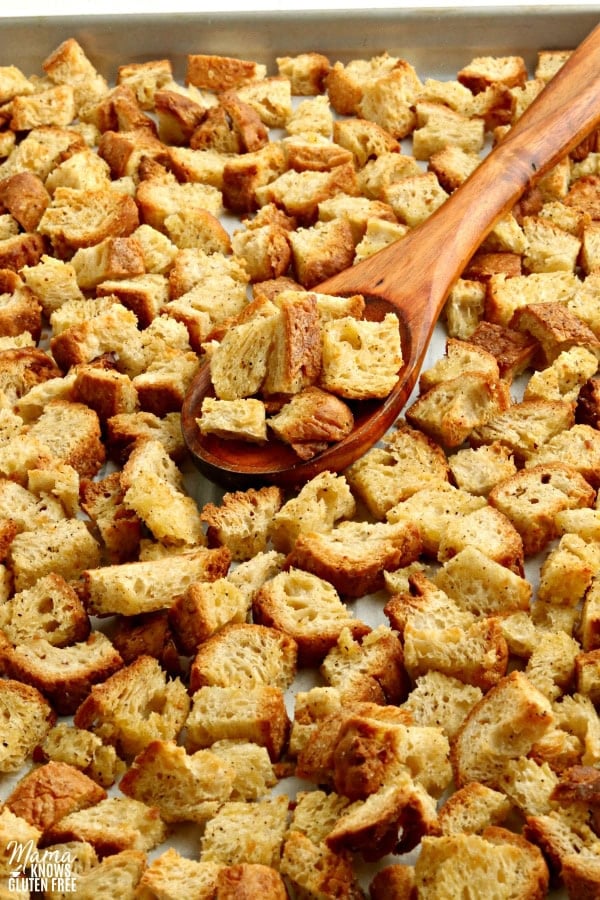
top-left (0, 7), bottom-right (599, 79)
top-left (1, 8), bottom-right (599, 898)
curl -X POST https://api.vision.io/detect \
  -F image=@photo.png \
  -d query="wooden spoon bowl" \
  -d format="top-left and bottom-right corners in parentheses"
top-left (182, 24), bottom-right (600, 489)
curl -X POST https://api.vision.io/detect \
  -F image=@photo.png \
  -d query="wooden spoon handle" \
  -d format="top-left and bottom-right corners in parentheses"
top-left (321, 23), bottom-right (600, 355)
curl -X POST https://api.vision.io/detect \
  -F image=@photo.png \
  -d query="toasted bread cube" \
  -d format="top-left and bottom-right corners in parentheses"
top-left (185, 684), bottom-right (289, 761)
top-left (132, 349), bottom-right (200, 416)
top-left (525, 423), bottom-right (600, 488)
top-left (169, 578), bottom-right (250, 655)
top-left (0, 171), bottom-right (50, 232)
top-left (215, 863), bottom-right (288, 899)
top-left (451, 671), bottom-right (554, 788)
top-left (231, 222), bottom-right (292, 282)
top-left (513, 301), bottom-right (600, 367)
top-left (38, 721), bottom-right (125, 788)
top-left (437, 504), bottom-right (525, 573)
top-left (443, 278), bottom-right (486, 339)
top-left (524, 630), bottom-right (581, 703)
top-left (0, 807), bottom-right (42, 879)
top-left (345, 423), bottom-right (449, 518)
top-left (385, 571), bottom-right (475, 636)
top-left (288, 518), bottom-right (421, 598)
top-left (485, 271), bottom-right (579, 327)
top-left (11, 84), bottom-right (76, 130)
top-left (524, 346), bottom-right (599, 404)
top-left (200, 796), bottom-right (288, 869)
top-left (320, 625), bottom-right (408, 705)
top-left (198, 397), bottom-right (267, 444)
top-left (186, 54), bottom-right (266, 92)
top-left (263, 290), bottom-right (322, 394)
top-left (136, 848), bottom-right (222, 900)
top-left (419, 338), bottom-right (500, 392)
top-left (412, 101), bottom-right (485, 160)
top-left (72, 364), bottom-right (138, 425)
top-left (106, 409), bottom-right (186, 462)
top-left (0, 65), bottom-right (35, 104)
top-left (470, 398), bottom-right (575, 463)
top-left (414, 830), bottom-right (548, 900)
top-left (428, 144), bottom-right (481, 192)
top-left (580, 220), bottom-right (600, 274)
top-left (319, 313), bottom-right (401, 400)
top-left (489, 462), bottom-right (595, 556)
top-left (20, 253), bottom-right (84, 316)
top-left (407, 370), bottom-right (510, 449)
top-left (0, 572), bottom-right (89, 647)
top-left (357, 151), bottom-right (421, 201)
top-left (387, 482), bottom-right (486, 557)
top-left (119, 739), bottom-right (235, 824)
top-left (281, 830), bottom-right (360, 899)
top-left (136, 176), bottom-right (222, 231)
top-left (288, 789), bottom-right (353, 844)
top-left (496, 756), bottom-right (558, 818)
top-left (45, 796), bottom-right (166, 856)
top-left (236, 76), bottom-right (292, 129)
top-left (42, 37), bottom-right (108, 107)
top-left (318, 193), bottom-right (397, 243)
top-left (332, 116), bottom-right (399, 166)
top-left (535, 49), bottom-right (571, 82)
top-left (267, 386), bottom-right (354, 459)
top-left (0, 678), bottom-right (56, 774)
top-left (269, 470), bottom-right (355, 553)
top-left (189, 622), bottom-right (297, 693)
top-left (8, 517), bottom-right (101, 591)
top-left (74, 655), bottom-right (189, 759)
top-left (200, 485), bottom-right (284, 561)
top-left (403, 614), bottom-right (508, 692)
top-left (0, 630), bottom-right (122, 715)
top-left (354, 217), bottom-right (409, 262)
top-left (277, 52), bottom-right (331, 95)
top-left (120, 437), bottom-right (204, 548)
top-left (332, 711), bottom-right (451, 800)
top-left (438, 782), bottom-right (511, 836)
top-left (95, 273), bottom-right (168, 328)
top-left (370, 864), bottom-right (416, 900)
top-left (384, 171), bottom-right (449, 227)
top-left (45, 849), bottom-right (146, 899)
top-left (537, 532), bottom-right (600, 607)
top-left (254, 567), bottom-right (370, 666)
top-left (401, 671), bottom-right (483, 740)
top-left (5, 760), bottom-right (106, 832)
top-left (81, 546), bottom-right (230, 617)
top-left (0, 231), bottom-right (45, 272)
top-left (0, 125), bottom-right (86, 181)
top-left (522, 214), bottom-right (581, 273)
top-left (117, 58), bottom-right (173, 109)
top-left (567, 272), bottom-right (600, 339)
top-left (458, 54), bottom-right (528, 92)
top-left (357, 61), bottom-right (421, 140)
top-left (221, 142), bottom-right (287, 213)
top-left (288, 217), bottom-right (355, 288)
top-left (436, 535), bottom-right (530, 607)
top-left (325, 53), bottom-right (403, 116)
top-left (580, 577), bottom-right (600, 652)
top-left (448, 441), bottom-right (517, 496)
top-left (209, 299), bottom-right (279, 400)
top-left (38, 186), bottom-right (139, 258)
top-left (256, 162), bottom-right (358, 223)
top-left (328, 775), bottom-right (440, 859)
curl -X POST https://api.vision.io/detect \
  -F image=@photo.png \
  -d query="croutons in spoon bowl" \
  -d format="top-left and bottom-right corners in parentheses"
top-left (182, 24), bottom-right (600, 489)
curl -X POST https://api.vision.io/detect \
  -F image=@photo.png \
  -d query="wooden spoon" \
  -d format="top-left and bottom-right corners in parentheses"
top-left (182, 24), bottom-right (600, 489)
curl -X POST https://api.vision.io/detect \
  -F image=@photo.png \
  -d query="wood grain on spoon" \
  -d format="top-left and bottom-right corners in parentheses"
top-left (182, 24), bottom-right (600, 489)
